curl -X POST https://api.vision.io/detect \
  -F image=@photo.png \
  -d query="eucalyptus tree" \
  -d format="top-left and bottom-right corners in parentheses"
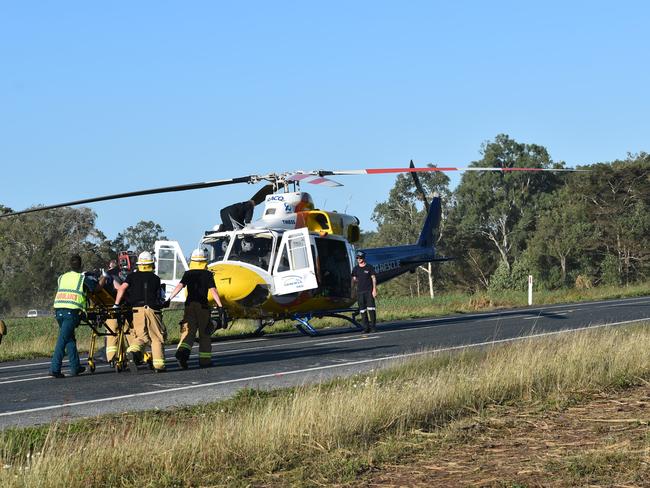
top-left (448, 134), bottom-right (564, 289)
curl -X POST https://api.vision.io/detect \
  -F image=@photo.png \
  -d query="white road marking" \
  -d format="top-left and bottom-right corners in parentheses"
top-left (523, 312), bottom-right (570, 320)
top-left (595, 300), bottom-right (650, 308)
top-left (312, 336), bottom-right (379, 346)
top-left (484, 315), bottom-right (528, 322)
top-left (1, 317), bottom-right (649, 418)
top-left (0, 371), bottom-right (46, 381)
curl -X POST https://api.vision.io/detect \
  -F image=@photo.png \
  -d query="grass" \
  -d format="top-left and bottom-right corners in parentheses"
top-left (1, 281), bottom-right (649, 363)
top-left (1, 322), bottom-right (649, 487)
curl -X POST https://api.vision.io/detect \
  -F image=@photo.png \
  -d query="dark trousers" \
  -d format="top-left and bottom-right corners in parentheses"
top-left (357, 291), bottom-right (376, 331)
top-left (51, 308), bottom-right (82, 374)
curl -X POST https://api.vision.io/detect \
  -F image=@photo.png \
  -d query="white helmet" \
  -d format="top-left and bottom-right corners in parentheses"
top-left (136, 251), bottom-right (154, 265)
top-left (191, 248), bottom-right (208, 262)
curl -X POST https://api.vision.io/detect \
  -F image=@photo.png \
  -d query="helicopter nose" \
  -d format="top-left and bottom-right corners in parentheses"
top-left (210, 264), bottom-right (270, 307)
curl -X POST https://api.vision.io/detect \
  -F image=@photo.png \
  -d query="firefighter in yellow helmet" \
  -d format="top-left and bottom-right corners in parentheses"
top-left (167, 248), bottom-right (223, 369)
top-left (114, 251), bottom-right (167, 373)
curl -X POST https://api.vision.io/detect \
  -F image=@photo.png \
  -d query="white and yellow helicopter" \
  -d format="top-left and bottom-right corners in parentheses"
top-left (154, 168), bottom-right (445, 335)
top-left (1, 163), bottom-right (577, 336)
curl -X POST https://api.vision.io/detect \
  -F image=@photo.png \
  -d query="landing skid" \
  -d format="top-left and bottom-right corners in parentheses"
top-left (292, 309), bottom-right (363, 337)
top-left (212, 310), bottom-right (363, 340)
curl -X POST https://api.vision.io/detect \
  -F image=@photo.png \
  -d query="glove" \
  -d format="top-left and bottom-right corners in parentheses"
top-left (161, 299), bottom-right (171, 309)
top-left (101, 268), bottom-right (110, 279)
top-left (112, 304), bottom-right (120, 310)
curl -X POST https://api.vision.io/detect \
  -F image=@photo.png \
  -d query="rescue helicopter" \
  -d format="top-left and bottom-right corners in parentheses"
top-left (1, 163), bottom-right (579, 337)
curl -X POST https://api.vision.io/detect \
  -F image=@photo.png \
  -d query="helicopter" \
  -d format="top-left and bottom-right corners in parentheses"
top-left (1, 163), bottom-right (579, 336)
top-left (153, 170), bottom-right (446, 335)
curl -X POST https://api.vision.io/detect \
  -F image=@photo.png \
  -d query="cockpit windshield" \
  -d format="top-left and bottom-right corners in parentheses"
top-left (227, 232), bottom-right (275, 271)
top-left (204, 236), bottom-right (231, 263)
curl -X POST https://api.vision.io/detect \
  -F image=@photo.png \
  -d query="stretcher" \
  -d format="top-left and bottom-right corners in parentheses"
top-left (81, 287), bottom-right (144, 373)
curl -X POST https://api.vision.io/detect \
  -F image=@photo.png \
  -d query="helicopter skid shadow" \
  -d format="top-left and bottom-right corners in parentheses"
top-left (216, 343), bottom-right (394, 369)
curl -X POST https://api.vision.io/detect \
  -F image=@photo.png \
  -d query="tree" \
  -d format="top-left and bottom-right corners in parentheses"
top-left (447, 134), bottom-right (563, 290)
top-left (528, 185), bottom-right (596, 287)
top-left (0, 206), bottom-right (110, 313)
top-left (569, 155), bottom-right (650, 285)
top-left (112, 220), bottom-right (167, 254)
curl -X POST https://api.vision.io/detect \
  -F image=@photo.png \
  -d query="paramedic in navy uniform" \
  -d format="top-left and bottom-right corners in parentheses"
top-left (351, 250), bottom-right (378, 333)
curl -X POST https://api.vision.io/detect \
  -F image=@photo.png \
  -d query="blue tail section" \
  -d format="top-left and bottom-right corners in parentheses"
top-left (360, 196), bottom-right (447, 285)
top-left (416, 197), bottom-right (441, 248)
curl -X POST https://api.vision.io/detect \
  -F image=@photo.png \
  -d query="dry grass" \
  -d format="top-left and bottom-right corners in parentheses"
top-left (1, 323), bottom-right (650, 487)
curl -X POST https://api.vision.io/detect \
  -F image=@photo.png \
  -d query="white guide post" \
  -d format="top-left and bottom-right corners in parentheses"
top-left (528, 275), bottom-right (533, 306)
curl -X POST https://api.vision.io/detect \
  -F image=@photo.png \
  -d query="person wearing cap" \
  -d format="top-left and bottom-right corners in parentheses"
top-left (114, 251), bottom-right (167, 373)
top-left (167, 248), bottom-right (223, 369)
top-left (351, 250), bottom-right (378, 333)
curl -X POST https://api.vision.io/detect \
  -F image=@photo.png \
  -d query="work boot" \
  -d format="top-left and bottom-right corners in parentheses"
top-left (369, 311), bottom-right (377, 333)
top-left (128, 352), bottom-right (140, 374)
top-left (175, 349), bottom-right (189, 370)
top-left (72, 366), bottom-right (86, 376)
top-left (49, 371), bottom-right (65, 379)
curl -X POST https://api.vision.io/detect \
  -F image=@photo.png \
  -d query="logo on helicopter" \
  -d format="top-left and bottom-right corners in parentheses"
top-left (267, 195), bottom-right (285, 202)
top-left (282, 275), bottom-right (305, 288)
top-left (375, 260), bottom-right (401, 273)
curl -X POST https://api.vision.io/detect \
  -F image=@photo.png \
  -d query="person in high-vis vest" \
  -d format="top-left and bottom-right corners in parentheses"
top-left (114, 251), bottom-right (167, 373)
top-left (50, 254), bottom-right (104, 378)
top-left (167, 248), bottom-right (223, 369)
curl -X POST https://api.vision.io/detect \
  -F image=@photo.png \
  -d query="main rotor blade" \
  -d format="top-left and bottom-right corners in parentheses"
top-left (0, 175), bottom-right (255, 218)
top-left (321, 166), bottom-right (585, 175)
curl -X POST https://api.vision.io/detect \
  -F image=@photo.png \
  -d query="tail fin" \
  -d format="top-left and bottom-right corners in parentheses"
top-left (416, 196), bottom-right (441, 248)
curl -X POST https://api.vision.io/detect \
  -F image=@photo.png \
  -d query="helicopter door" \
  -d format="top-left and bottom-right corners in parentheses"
top-left (272, 228), bottom-right (318, 295)
top-left (154, 240), bottom-right (189, 302)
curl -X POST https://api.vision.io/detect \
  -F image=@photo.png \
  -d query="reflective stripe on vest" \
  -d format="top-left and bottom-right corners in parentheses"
top-left (53, 272), bottom-right (86, 310)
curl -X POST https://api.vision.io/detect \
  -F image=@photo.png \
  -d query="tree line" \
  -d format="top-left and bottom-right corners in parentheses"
top-left (0, 212), bottom-right (166, 314)
top-left (366, 134), bottom-right (650, 297)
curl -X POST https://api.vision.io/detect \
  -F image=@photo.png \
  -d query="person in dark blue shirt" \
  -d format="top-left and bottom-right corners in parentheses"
top-left (351, 250), bottom-right (378, 333)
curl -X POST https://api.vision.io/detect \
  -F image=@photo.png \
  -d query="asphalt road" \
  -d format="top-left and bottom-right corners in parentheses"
top-left (1, 296), bottom-right (649, 429)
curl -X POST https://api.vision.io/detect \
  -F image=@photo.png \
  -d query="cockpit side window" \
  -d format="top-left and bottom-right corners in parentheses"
top-left (205, 236), bottom-right (231, 262)
top-left (228, 233), bottom-right (275, 271)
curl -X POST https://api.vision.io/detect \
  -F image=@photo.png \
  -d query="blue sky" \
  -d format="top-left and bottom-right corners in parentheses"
top-left (2, 1), bottom-right (648, 253)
